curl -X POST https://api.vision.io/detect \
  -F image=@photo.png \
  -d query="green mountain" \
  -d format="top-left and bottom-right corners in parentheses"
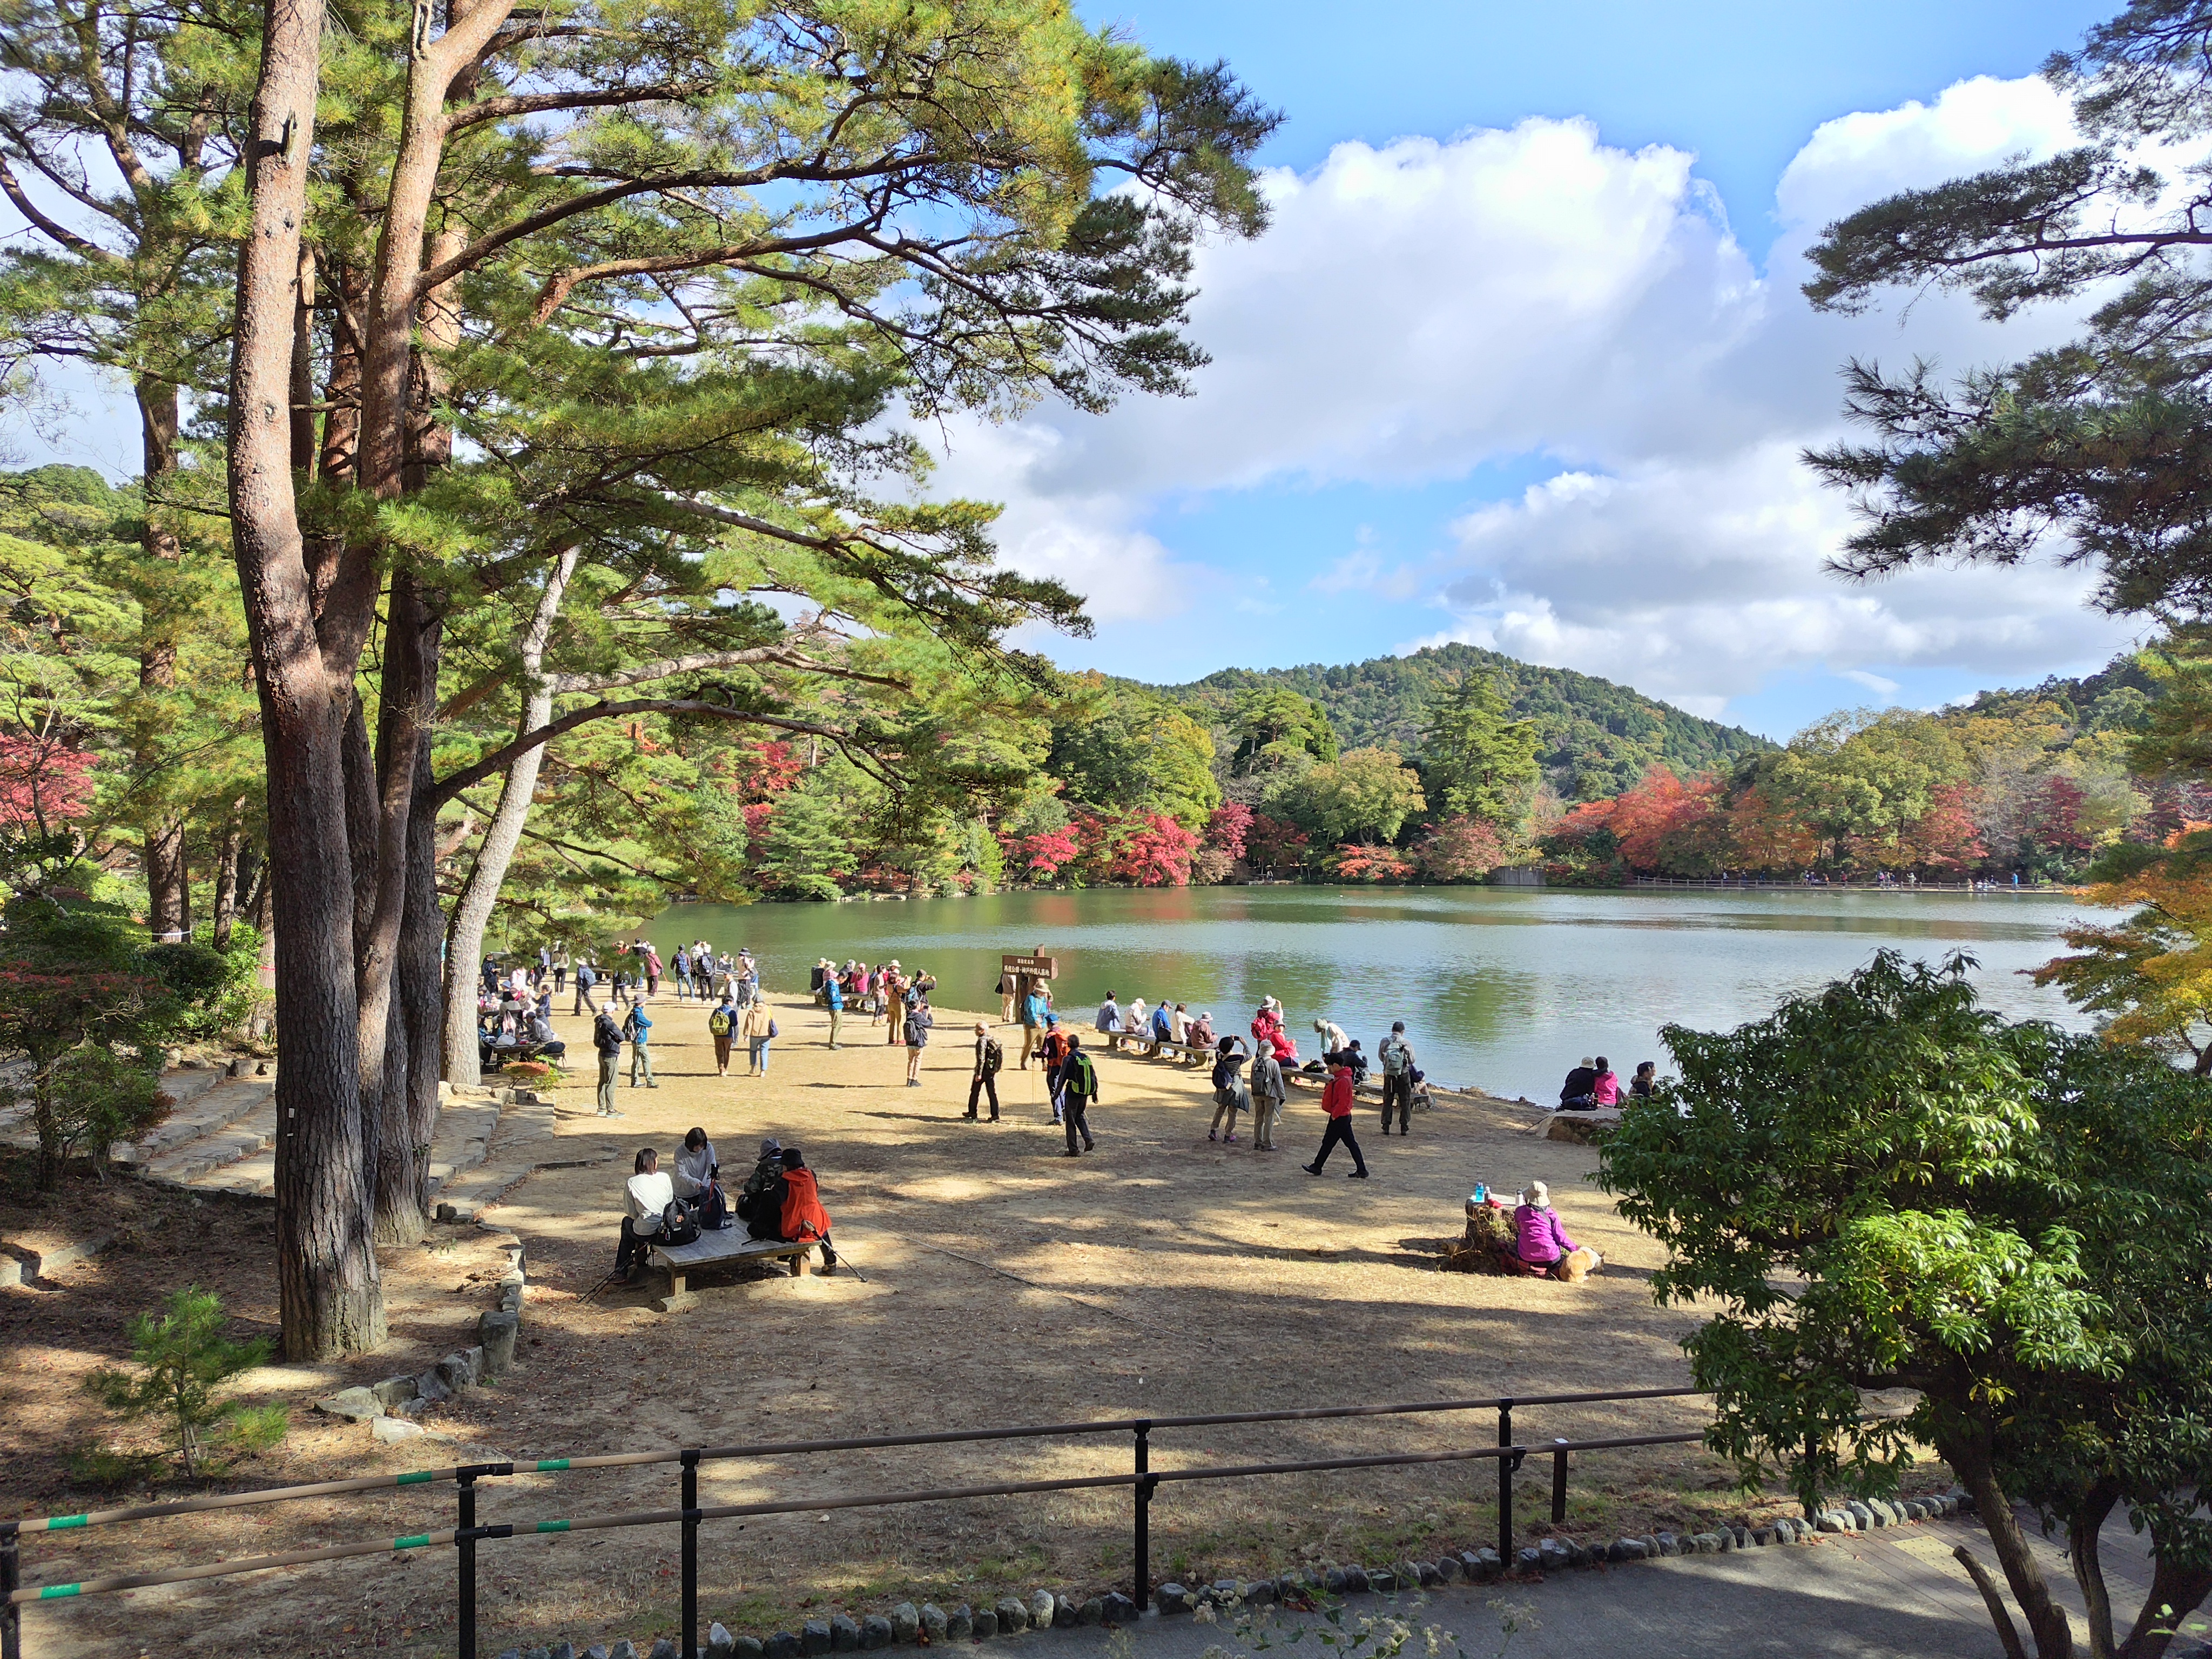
top-left (1161, 642), bottom-right (1775, 800)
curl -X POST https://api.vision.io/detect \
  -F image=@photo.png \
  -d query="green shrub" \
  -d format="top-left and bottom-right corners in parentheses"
top-left (83, 1286), bottom-right (283, 1476)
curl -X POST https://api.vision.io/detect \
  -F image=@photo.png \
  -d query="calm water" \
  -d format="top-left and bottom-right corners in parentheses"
top-left (648, 887), bottom-right (2094, 1100)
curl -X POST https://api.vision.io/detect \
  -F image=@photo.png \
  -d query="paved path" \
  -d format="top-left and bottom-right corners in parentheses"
top-left (959, 1509), bottom-right (2177, 1659)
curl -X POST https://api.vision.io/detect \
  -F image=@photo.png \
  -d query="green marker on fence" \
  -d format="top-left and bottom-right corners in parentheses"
top-left (396, 1471), bottom-right (436, 1486)
top-left (534, 1459), bottom-right (570, 1472)
top-left (535, 1520), bottom-right (570, 1534)
top-left (49, 1515), bottom-right (87, 1530)
top-left (39, 1584), bottom-right (82, 1600)
top-left (393, 1535), bottom-right (431, 1552)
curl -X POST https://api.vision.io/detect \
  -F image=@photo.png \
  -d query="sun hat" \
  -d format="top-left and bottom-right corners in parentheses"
top-left (1523, 1181), bottom-right (1549, 1208)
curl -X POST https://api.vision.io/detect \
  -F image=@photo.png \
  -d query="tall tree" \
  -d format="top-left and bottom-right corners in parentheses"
top-left (1419, 672), bottom-right (1540, 826)
top-left (219, 0), bottom-right (1273, 1352)
top-left (0, 0), bottom-right (243, 935)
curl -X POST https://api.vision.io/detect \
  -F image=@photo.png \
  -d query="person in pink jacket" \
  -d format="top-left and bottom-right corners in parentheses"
top-left (1251, 1005), bottom-right (1297, 1064)
top-left (1589, 1057), bottom-right (1621, 1107)
top-left (1514, 1181), bottom-right (1579, 1269)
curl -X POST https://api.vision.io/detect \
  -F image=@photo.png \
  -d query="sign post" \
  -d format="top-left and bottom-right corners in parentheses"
top-left (1001, 952), bottom-right (1058, 980)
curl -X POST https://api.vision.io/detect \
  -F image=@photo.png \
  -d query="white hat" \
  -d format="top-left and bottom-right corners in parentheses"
top-left (1523, 1181), bottom-right (1549, 1209)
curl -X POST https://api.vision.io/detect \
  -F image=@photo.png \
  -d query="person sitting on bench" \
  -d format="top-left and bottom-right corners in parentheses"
top-left (776, 1146), bottom-right (838, 1273)
top-left (1558, 1056), bottom-right (1599, 1110)
top-left (616, 1149), bottom-right (675, 1283)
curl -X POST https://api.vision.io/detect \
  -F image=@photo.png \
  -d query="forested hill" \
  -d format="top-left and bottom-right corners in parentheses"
top-left (1158, 642), bottom-right (1773, 799)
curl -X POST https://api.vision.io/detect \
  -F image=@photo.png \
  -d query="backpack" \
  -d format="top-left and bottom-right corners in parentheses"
top-left (1210, 1055), bottom-right (1234, 1090)
top-left (578, 964), bottom-right (597, 988)
top-left (980, 1037), bottom-right (1003, 1075)
top-left (621, 1008), bottom-right (641, 1040)
top-left (709, 1009), bottom-right (733, 1036)
top-left (695, 1182), bottom-right (729, 1232)
top-left (1067, 1053), bottom-right (1099, 1100)
top-left (766, 1017), bottom-right (779, 1040)
top-left (660, 1197), bottom-right (700, 1247)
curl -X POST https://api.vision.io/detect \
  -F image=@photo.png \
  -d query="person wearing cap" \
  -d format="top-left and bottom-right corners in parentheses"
top-left (1313, 1016), bottom-right (1348, 1056)
top-left (1378, 1022), bottom-right (1418, 1134)
top-left (1056, 1034), bottom-right (1098, 1155)
top-left (811, 958), bottom-right (831, 1004)
top-left (903, 990), bottom-right (933, 1085)
top-left (1186, 1010), bottom-right (1215, 1048)
top-left (966, 1020), bottom-right (1004, 1121)
top-left (1019, 979), bottom-right (1051, 1068)
top-left (737, 1137), bottom-right (787, 1239)
top-left (823, 965), bottom-right (845, 1048)
top-left (885, 962), bottom-right (907, 1044)
top-left (1514, 1181), bottom-right (1581, 1276)
top-left (1559, 1057), bottom-right (1599, 1111)
top-left (1303, 1053), bottom-right (1368, 1179)
top-left (1039, 1015), bottom-right (1071, 1121)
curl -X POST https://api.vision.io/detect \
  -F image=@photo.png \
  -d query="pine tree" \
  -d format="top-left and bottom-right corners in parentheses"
top-left (1420, 675), bottom-right (1541, 826)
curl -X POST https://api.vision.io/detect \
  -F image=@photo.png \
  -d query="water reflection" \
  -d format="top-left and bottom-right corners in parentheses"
top-left (649, 887), bottom-right (2093, 1099)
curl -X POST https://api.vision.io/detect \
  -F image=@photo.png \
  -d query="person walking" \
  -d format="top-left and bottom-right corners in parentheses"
top-left (591, 1007), bottom-right (625, 1115)
top-left (623, 1001), bottom-right (657, 1088)
top-left (708, 994), bottom-right (737, 1076)
top-left (966, 1021), bottom-right (1003, 1121)
top-left (903, 993), bottom-right (933, 1086)
top-left (1249, 1043), bottom-right (1286, 1150)
top-left (1209, 1036), bottom-right (1247, 1143)
top-left (551, 946), bottom-right (570, 998)
top-left (1304, 1056), bottom-right (1368, 1178)
top-left (1378, 1022), bottom-right (1418, 1135)
top-left (997, 970), bottom-right (1017, 1026)
top-left (1057, 1034), bottom-right (1098, 1155)
top-left (1039, 1016), bottom-right (1071, 1122)
top-left (824, 968), bottom-right (845, 1049)
top-left (643, 942), bottom-right (663, 999)
top-left (741, 998), bottom-right (774, 1076)
top-left (1019, 980), bottom-right (1049, 1068)
top-left (572, 957), bottom-right (600, 1016)
top-left (673, 945), bottom-right (694, 1002)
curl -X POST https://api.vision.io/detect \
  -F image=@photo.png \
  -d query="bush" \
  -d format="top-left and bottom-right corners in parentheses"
top-left (24, 1047), bottom-right (170, 1178)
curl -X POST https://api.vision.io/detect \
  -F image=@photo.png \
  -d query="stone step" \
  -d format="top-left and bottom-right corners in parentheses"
top-left (141, 1095), bottom-right (278, 1184)
top-left (110, 1075), bottom-right (274, 1165)
top-left (425, 1100), bottom-right (504, 1193)
top-left (185, 1145), bottom-right (275, 1198)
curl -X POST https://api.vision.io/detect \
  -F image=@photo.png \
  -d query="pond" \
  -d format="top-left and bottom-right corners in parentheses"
top-left (648, 885), bottom-right (2095, 1100)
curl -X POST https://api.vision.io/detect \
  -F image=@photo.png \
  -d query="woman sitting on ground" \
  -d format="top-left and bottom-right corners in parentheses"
top-left (1628, 1061), bottom-right (1658, 1100)
top-left (1514, 1181), bottom-right (1586, 1279)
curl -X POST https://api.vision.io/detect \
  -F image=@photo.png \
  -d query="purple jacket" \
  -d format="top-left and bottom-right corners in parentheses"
top-left (1515, 1204), bottom-right (1577, 1263)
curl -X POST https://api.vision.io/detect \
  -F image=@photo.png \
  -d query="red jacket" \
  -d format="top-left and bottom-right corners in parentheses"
top-left (1321, 1066), bottom-right (1354, 1118)
top-left (780, 1168), bottom-right (832, 1242)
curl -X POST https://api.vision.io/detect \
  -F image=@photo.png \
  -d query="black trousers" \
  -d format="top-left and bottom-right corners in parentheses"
top-left (1311, 1115), bottom-right (1366, 1174)
top-left (1381, 1073), bottom-right (1413, 1132)
top-left (1063, 1095), bottom-right (1094, 1152)
top-left (615, 1217), bottom-right (652, 1274)
top-left (967, 1072), bottom-right (1000, 1118)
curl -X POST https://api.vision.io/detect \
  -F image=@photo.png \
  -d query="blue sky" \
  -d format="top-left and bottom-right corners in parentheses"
top-left (2, 2), bottom-right (2143, 741)
top-left (924, 0), bottom-right (2141, 737)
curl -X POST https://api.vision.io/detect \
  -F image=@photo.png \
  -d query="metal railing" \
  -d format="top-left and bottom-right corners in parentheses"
top-left (2, 1387), bottom-right (1712, 1659)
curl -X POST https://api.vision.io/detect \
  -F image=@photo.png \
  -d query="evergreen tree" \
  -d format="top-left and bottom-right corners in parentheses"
top-left (1419, 674), bottom-right (1541, 826)
top-left (755, 781), bottom-right (856, 902)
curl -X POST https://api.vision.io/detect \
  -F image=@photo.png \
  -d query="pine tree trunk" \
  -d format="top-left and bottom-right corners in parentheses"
top-left (229, 0), bottom-right (385, 1359)
top-left (137, 380), bottom-right (190, 941)
top-left (211, 798), bottom-right (247, 952)
top-left (441, 547), bottom-right (577, 1087)
top-left (389, 737), bottom-right (444, 1241)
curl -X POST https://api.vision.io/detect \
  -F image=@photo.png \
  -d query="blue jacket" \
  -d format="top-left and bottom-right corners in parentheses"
top-left (825, 979), bottom-right (844, 1011)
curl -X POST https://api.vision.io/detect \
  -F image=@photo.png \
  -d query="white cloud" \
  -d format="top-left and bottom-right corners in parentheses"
top-left (932, 74), bottom-right (2139, 716)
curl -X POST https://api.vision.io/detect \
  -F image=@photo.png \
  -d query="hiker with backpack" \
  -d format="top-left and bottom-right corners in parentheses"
top-left (573, 956), bottom-right (600, 1016)
top-left (708, 995), bottom-right (737, 1076)
top-left (623, 1001), bottom-right (657, 1088)
top-left (592, 1007), bottom-right (625, 1115)
top-left (903, 992), bottom-right (933, 1086)
top-left (1209, 1035), bottom-right (1249, 1143)
top-left (1057, 1035), bottom-right (1099, 1155)
top-left (1249, 1042), bottom-right (1286, 1150)
top-left (1379, 1022), bottom-right (1418, 1135)
top-left (1038, 1016), bottom-right (1071, 1122)
top-left (740, 999), bottom-right (775, 1075)
top-left (737, 1137), bottom-right (787, 1239)
top-left (966, 1021), bottom-right (1004, 1121)
top-left (615, 1149), bottom-right (675, 1282)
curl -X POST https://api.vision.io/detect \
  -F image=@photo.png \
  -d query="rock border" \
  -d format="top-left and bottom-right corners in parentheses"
top-left (314, 1216), bottom-right (529, 1437)
top-left (484, 1490), bottom-right (1981, 1659)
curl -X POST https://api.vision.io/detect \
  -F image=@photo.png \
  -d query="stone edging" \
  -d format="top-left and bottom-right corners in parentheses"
top-left (483, 1490), bottom-right (1981, 1659)
top-left (314, 1217), bottom-right (528, 1439)
top-left (0, 1232), bottom-right (112, 1289)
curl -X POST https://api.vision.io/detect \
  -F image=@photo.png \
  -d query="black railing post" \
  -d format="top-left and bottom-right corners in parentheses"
top-left (1804, 1431), bottom-right (1820, 1521)
top-left (1496, 1399), bottom-right (1514, 1568)
top-left (682, 1450), bottom-right (700, 1659)
top-left (3, 1521), bottom-right (22, 1659)
top-left (457, 1475), bottom-right (478, 1659)
top-left (1131, 1422), bottom-right (1152, 1610)
top-left (1550, 1440), bottom-right (1569, 1526)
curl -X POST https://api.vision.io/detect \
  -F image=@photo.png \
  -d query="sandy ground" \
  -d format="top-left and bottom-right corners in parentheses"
top-left (6, 992), bottom-right (1954, 1659)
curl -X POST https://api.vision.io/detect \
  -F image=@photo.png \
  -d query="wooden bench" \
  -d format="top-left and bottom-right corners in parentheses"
top-left (649, 1228), bottom-right (818, 1310)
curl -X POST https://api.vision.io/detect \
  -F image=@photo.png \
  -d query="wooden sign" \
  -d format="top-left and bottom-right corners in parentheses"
top-left (1002, 953), bottom-right (1057, 979)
